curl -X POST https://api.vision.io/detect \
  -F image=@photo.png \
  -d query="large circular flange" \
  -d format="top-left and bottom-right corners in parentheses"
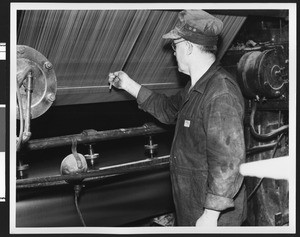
top-left (258, 49), bottom-right (287, 97)
top-left (237, 48), bottom-right (287, 99)
top-left (17, 45), bottom-right (57, 119)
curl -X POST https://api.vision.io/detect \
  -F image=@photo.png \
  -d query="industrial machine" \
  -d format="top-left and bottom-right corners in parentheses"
top-left (15, 9), bottom-right (290, 228)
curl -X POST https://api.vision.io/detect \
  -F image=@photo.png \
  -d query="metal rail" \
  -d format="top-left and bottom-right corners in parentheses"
top-left (25, 123), bottom-right (168, 150)
top-left (246, 142), bottom-right (277, 155)
top-left (18, 142), bottom-right (280, 189)
top-left (17, 155), bottom-right (170, 189)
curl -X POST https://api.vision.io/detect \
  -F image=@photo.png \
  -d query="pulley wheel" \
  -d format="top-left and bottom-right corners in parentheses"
top-left (237, 48), bottom-right (287, 99)
top-left (17, 45), bottom-right (57, 119)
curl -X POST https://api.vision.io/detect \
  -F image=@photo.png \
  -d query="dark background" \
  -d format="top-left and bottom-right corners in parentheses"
top-left (0, 0), bottom-right (9, 236)
top-left (0, 0), bottom-right (8, 104)
top-left (0, 61), bottom-right (6, 104)
top-left (0, 108), bottom-right (4, 152)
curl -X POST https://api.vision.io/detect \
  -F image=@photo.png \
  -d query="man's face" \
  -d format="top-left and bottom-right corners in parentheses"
top-left (172, 39), bottom-right (189, 75)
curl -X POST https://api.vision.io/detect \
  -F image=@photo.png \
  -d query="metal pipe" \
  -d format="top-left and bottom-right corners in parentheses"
top-left (246, 142), bottom-right (277, 156)
top-left (17, 67), bottom-right (33, 150)
top-left (18, 138), bottom-right (280, 189)
top-left (16, 155), bottom-right (170, 189)
top-left (16, 85), bottom-right (24, 151)
top-left (22, 71), bottom-right (33, 143)
top-left (250, 101), bottom-right (289, 141)
top-left (25, 123), bottom-right (168, 150)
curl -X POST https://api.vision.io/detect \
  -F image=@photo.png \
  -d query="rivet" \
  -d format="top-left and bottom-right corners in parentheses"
top-left (44, 61), bottom-right (53, 70)
top-left (17, 47), bottom-right (25, 54)
top-left (47, 93), bottom-right (56, 102)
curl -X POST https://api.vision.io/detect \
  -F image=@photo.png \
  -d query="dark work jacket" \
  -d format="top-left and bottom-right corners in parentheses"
top-left (137, 62), bottom-right (247, 226)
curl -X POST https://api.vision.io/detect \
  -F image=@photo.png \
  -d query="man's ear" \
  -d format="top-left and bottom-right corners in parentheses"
top-left (187, 41), bottom-right (193, 55)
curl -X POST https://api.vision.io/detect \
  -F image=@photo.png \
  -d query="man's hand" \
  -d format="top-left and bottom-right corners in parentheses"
top-left (108, 71), bottom-right (130, 90)
top-left (108, 71), bottom-right (141, 98)
top-left (195, 209), bottom-right (220, 227)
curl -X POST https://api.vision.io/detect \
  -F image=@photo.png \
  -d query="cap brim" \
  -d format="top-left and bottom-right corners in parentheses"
top-left (162, 29), bottom-right (181, 39)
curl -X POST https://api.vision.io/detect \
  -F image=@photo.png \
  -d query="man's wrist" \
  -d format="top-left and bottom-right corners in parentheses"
top-left (203, 208), bottom-right (220, 218)
top-left (195, 208), bottom-right (220, 227)
top-left (125, 80), bottom-right (141, 98)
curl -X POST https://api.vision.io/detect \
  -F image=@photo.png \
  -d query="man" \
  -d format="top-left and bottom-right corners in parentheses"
top-left (108, 9), bottom-right (247, 227)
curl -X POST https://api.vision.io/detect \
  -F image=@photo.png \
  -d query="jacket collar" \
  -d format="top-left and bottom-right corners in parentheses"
top-left (189, 60), bottom-right (221, 94)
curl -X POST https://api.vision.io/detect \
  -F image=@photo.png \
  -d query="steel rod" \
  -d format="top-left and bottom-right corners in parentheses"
top-left (17, 155), bottom-right (170, 189)
top-left (23, 71), bottom-right (33, 143)
top-left (25, 123), bottom-right (168, 150)
top-left (246, 142), bottom-right (277, 155)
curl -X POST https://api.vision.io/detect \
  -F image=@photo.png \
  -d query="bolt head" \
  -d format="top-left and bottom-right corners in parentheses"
top-left (17, 47), bottom-right (25, 54)
top-left (44, 61), bottom-right (53, 70)
top-left (47, 93), bottom-right (56, 102)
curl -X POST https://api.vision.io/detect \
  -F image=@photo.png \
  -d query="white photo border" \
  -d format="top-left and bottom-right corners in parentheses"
top-left (10, 2), bottom-right (297, 234)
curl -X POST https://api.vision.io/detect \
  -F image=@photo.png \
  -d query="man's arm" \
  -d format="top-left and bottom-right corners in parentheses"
top-left (198, 93), bottom-right (245, 226)
top-left (108, 71), bottom-right (184, 124)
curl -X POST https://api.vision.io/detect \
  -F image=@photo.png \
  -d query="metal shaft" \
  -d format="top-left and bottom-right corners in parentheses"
top-left (25, 123), bottom-right (168, 150)
top-left (17, 155), bottom-right (170, 189)
top-left (22, 71), bottom-right (33, 143)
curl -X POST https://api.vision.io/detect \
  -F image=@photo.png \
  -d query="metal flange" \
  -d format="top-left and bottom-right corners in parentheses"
top-left (17, 45), bottom-right (57, 119)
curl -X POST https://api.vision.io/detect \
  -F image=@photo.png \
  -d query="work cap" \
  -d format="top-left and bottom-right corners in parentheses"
top-left (162, 9), bottom-right (223, 46)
